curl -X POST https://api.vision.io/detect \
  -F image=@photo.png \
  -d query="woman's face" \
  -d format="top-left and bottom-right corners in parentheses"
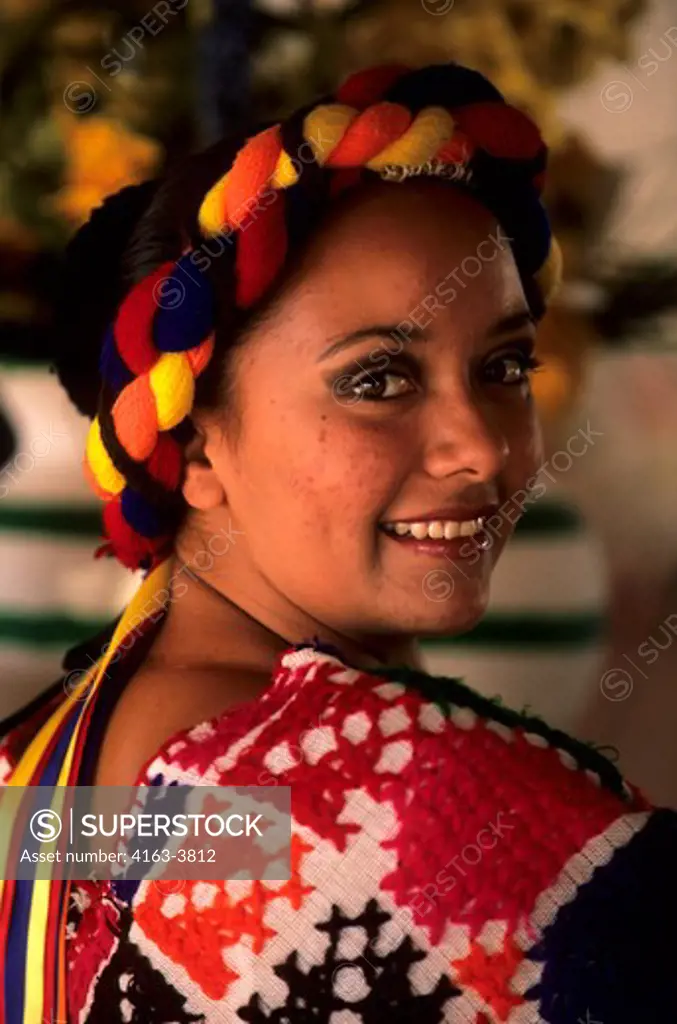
top-left (198, 179), bottom-right (543, 639)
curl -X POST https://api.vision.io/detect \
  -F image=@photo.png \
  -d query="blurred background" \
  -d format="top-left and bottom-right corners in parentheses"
top-left (1, 0), bottom-right (677, 802)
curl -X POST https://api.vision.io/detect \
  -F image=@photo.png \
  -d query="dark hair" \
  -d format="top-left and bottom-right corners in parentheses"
top-left (53, 124), bottom-right (343, 559)
top-left (53, 117), bottom-right (333, 426)
top-left (53, 134), bottom-right (246, 420)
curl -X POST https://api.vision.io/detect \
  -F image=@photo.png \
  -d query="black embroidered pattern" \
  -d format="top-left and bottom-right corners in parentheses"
top-left (87, 905), bottom-right (205, 1023)
top-left (237, 898), bottom-right (459, 1022)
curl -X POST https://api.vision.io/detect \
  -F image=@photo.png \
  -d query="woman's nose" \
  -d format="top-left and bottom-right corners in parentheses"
top-left (421, 396), bottom-right (509, 484)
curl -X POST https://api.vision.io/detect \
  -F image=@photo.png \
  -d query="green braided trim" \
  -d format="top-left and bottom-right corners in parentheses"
top-left (376, 661), bottom-right (628, 802)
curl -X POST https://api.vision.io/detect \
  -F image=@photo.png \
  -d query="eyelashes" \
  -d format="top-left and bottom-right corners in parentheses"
top-left (333, 368), bottom-right (416, 402)
top-left (330, 344), bottom-right (542, 403)
top-left (484, 350), bottom-right (543, 386)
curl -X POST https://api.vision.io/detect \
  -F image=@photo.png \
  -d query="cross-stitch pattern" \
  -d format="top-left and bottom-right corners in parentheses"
top-left (39, 643), bottom-right (675, 1022)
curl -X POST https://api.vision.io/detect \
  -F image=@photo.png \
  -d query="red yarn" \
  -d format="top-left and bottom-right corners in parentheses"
top-left (327, 103), bottom-right (412, 168)
top-left (329, 167), bottom-right (364, 198)
top-left (235, 193), bottom-right (288, 308)
top-left (436, 130), bottom-right (476, 165)
top-left (93, 541), bottom-right (114, 560)
top-left (451, 102), bottom-right (543, 164)
top-left (146, 433), bottom-right (183, 492)
top-left (336, 64), bottom-right (410, 109)
top-left (103, 500), bottom-right (166, 571)
top-left (115, 263), bottom-right (173, 375)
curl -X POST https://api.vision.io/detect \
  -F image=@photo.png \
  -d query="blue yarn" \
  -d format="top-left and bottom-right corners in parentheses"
top-left (100, 323), bottom-right (133, 392)
top-left (522, 197), bottom-right (552, 275)
top-left (121, 486), bottom-right (163, 539)
top-left (526, 808), bottom-right (677, 1022)
top-left (152, 253), bottom-right (214, 353)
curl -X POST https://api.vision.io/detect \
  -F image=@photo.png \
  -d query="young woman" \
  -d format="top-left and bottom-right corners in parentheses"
top-left (1, 61), bottom-right (675, 1024)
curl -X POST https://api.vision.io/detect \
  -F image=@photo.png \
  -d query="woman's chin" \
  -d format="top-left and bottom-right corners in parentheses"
top-left (422, 611), bottom-right (486, 639)
top-left (406, 586), bottom-right (489, 638)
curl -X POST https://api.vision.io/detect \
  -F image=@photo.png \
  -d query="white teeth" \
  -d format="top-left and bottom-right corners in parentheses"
top-left (384, 517), bottom-right (484, 540)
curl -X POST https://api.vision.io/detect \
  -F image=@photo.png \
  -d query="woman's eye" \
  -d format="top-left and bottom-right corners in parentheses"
top-left (336, 370), bottom-right (415, 402)
top-left (484, 351), bottom-right (542, 386)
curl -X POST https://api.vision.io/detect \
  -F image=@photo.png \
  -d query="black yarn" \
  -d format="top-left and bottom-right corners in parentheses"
top-left (469, 146), bottom-right (548, 209)
top-left (52, 179), bottom-right (162, 419)
top-left (97, 388), bottom-right (185, 519)
top-left (355, 63), bottom-right (551, 321)
top-left (279, 101), bottom-right (333, 255)
top-left (383, 63), bottom-right (504, 113)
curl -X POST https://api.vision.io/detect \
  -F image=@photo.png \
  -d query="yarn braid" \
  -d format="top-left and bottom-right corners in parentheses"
top-left (85, 61), bottom-right (563, 572)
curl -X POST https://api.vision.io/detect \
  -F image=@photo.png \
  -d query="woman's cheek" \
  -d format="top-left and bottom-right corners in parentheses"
top-left (505, 398), bottom-right (542, 475)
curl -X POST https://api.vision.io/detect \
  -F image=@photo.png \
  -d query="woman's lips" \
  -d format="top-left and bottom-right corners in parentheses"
top-left (378, 522), bottom-right (491, 559)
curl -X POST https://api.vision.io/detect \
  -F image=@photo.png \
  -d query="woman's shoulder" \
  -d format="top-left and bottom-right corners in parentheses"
top-left (117, 641), bottom-right (665, 941)
top-left (68, 645), bottom-right (677, 1023)
top-left (93, 658), bottom-right (275, 788)
top-left (132, 642), bottom-right (648, 816)
top-left (124, 645), bottom-right (322, 788)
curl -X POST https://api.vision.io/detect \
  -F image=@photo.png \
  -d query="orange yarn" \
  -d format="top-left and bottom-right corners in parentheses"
top-left (228, 125), bottom-right (282, 230)
top-left (185, 334), bottom-right (216, 376)
top-left (111, 375), bottom-right (156, 461)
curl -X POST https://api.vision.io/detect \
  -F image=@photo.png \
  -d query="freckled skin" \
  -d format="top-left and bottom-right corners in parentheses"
top-left (182, 179), bottom-right (543, 655)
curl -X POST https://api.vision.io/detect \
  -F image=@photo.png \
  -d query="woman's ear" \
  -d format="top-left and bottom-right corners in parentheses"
top-left (181, 419), bottom-right (227, 511)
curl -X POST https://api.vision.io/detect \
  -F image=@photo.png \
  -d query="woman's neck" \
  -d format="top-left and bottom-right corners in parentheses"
top-left (148, 553), bottom-right (424, 678)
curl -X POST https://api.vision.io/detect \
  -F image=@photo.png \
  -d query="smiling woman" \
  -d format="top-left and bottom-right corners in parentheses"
top-left (1, 60), bottom-right (676, 1024)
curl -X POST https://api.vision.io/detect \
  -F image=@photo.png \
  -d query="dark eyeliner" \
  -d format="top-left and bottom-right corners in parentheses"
top-left (329, 353), bottom-right (421, 402)
top-left (483, 339), bottom-right (542, 385)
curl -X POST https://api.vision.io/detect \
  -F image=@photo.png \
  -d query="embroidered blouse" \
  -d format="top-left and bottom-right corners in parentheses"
top-left (1, 564), bottom-right (676, 1024)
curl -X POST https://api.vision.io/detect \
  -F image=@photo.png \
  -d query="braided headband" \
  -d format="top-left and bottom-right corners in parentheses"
top-left (85, 62), bottom-right (563, 572)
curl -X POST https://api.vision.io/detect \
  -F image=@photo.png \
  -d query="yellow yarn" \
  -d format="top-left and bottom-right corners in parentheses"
top-left (149, 352), bottom-right (195, 431)
top-left (198, 173), bottom-right (231, 236)
top-left (303, 104), bottom-right (359, 166)
top-left (367, 107), bottom-right (456, 170)
top-left (197, 101), bottom-right (560, 315)
top-left (271, 150), bottom-right (301, 189)
top-left (86, 417), bottom-right (125, 495)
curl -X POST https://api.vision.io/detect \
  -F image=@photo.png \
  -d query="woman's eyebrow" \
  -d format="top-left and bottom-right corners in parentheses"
top-left (317, 325), bottom-right (427, 362)
top-left (487, 310), bottom-right (536, 338)
top-left (317, 308), bottom-right (535, 362)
